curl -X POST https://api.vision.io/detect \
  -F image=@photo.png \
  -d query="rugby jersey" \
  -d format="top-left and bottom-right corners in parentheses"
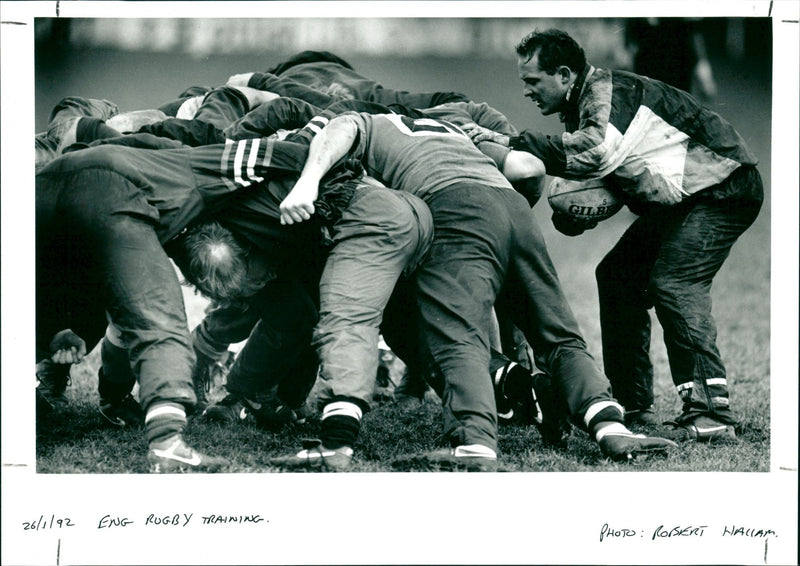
top-left (348, 112), bottom-right (512, 201)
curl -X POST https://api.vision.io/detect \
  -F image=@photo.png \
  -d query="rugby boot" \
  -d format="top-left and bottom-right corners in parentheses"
top-left (290, 402), bottom-right (315, 425)
top-left (267, 439), bottom-right (353, 472)
top-left (669, 414), bottom-right (737, 443)
top-left (597, 430), bottom-right (678, 462)
top-left (391, 444), bottom-right (498, 472)
top-left (493, 362), bottom-right (519, 421)
top-left (147, 434), bottom-right (228, 473)
top-left (624, 407), bottom-right (659, 428)
top-left (202, 393), bottom-right (257, 426)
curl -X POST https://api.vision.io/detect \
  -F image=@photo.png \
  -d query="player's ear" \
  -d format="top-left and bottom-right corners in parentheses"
top-left (557, 66), bottom-right (572, 85)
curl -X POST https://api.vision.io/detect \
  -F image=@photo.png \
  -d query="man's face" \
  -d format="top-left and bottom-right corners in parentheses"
top-left (518, 51), bottom-right (573, 116)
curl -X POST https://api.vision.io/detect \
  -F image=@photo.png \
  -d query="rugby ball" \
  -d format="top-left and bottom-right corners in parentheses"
top-left (547, 177), bottom-right (623, 222)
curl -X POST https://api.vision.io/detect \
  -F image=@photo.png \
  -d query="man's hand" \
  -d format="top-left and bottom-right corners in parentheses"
top-left (551, 211), bottom-right (598, 237)
top-left (279, 175), bottom-right (319, 225)
top-left (49, 329), bottom-right (87, 365)
top-left (462, 124), bottom-right (510, 147)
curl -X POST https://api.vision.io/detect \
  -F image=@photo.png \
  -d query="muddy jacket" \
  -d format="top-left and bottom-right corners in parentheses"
top-left (510, 65), bottom-right (758, 208)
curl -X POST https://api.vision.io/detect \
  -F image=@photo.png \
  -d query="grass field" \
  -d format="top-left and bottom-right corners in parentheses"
top-left (34, 42), bottom-right (772, 474)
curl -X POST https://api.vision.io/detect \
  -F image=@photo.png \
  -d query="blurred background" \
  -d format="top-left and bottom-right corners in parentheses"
top-left (34, 17), bottom-right (772, 359)
top-left (34, 17), bottom-right (772, 133)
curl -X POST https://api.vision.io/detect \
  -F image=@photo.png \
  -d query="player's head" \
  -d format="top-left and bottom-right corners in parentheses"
top-left (179, 221), bottom-right (263, 305)
top-left (515, 29), bottom-right (585, 116)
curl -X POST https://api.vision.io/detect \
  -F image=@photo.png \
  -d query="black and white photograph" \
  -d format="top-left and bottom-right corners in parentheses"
top-left (2, 1), bottom-right (797, 564)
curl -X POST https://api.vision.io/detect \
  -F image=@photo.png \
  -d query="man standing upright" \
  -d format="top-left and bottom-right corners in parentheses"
top-left (467, 29), bottom-right (763, 441)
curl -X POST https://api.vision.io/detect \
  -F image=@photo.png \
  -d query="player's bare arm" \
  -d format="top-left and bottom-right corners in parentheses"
top-left (502, 150), bottom-right (546, 182)
top-left (279, 114), bottom-right (360, 225)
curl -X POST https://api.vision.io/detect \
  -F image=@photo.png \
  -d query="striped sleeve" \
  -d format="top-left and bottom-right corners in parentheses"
top-left (191, 131), bottom-right (362, 207)
top-left (191, 137), bottom-right (309, 200)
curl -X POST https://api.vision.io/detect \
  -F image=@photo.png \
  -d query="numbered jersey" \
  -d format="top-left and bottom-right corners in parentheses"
top-left (351, 112), bottom-right (512, 200)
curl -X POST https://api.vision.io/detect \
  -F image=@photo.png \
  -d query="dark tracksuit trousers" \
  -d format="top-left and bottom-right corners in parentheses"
top-left (36, 168), bottom-right (196, 413)
top-left (596, 165), bottom-right (763, 425)
top-left (416, 182), bottom-right (618, 452)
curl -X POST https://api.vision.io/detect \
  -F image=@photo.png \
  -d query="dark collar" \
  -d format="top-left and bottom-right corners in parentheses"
top-left (559, 63), bottom-right (594, 124)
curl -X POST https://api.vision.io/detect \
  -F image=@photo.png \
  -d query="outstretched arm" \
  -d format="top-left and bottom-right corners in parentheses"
top-left (279, 114), bottom-right (360, 225)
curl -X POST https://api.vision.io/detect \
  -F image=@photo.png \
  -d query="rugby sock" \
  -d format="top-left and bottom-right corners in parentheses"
top-left (145, 402), bottom-right (187, 444)
top-left (319, 401), bottom-right (362, 449)
top-left (594, 422), bottom-right (638, 442)
top-left (583, 400), bottom-right (627, 440)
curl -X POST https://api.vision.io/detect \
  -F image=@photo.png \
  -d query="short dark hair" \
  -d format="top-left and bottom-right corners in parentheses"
top-left (515, 29), bottom-right (586, 75)
top-left (180, 221), bottom-right (258, 305)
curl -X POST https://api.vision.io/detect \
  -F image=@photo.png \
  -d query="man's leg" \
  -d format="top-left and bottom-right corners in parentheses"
top-left (595, 217), bottom-right (661, 422)
top-left (380, 276), bottom-right (436, 402)
top-left (411, 184), bottom-right (506, 465)
top-left (269, 184), bottom-right (433, 470)
top-left (649, 177), bottom-right (762, 439)
top-left (36, 190), bottom-right (110, 416)
top-left (54, 172), bottom-right (226, 472)
top-left (97, 324), bottom-right (143, 428)
top-left (101, 216), bottom-right (227, 472)
top-left (502, 191), bottom-right (621, 427)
